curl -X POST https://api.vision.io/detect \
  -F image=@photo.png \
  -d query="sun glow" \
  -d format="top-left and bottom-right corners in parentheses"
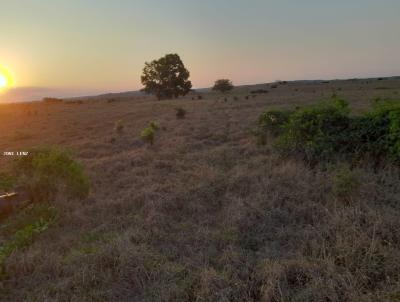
top-left (0, 74), bottom-right (7, 88)
top-left (0, 66), bottom-right (15, 91)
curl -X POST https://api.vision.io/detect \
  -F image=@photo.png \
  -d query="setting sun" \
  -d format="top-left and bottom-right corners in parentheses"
top-left (0, 66), bottom-right (14, 91)
top-left (0, 73), bottom-right (8, 88)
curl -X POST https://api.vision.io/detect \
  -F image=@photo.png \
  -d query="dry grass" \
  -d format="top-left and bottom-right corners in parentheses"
top-left (0, 78), bottom-right (400, 301)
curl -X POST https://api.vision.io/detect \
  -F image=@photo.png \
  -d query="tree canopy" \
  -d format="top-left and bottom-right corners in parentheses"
top-left (212, 79), bottom-right (234, 93)
top-left (141, 54), bottom-right (192, 100)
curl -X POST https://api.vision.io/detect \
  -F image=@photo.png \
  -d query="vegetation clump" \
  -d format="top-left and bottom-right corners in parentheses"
top-left (140, 128), bottom-right (155, 145)
top-left (175, 107), bottom-right (186, 119)
top-left (350, 100), bottom-right (400, 162)
top-left (0, 173), bottom-right (15, 192)
top-left (14, 146), bottom-right (90, 202)
top-left (274, 97), bottom-right (351, 161)
top-left (0, 203), bottom-right (58, 273)
top-left (140, 121), bottom-right (160, 145)
top-left (149, 121), bottom-right (159, 131)
top-left (256, 109), bottom-right (292, 145)
top-left (212, 79), bottom-right (234, 93)
top-left (257, 98), bottom-right (400, 163)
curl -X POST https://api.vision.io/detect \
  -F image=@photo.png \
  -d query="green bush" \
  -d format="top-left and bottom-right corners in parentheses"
top-left (338, 100), bottom-right (400, 162)
top-left (256, 109), bottom-right (292, 145)
top-left (275, 98), bottom-right (351, 161)
top-left (0, 173), bottom-right (15, 192)
top-left (0, 203), bottom-right (57, 271)
top-left (257, 98), bottom-right (400, 163)
top-left (140, 121), bottom-right (160, 145)
top-left (140, 127), bottom-right (155, 145)
top-left (149, 121), bottom-right (159, 131)
top-left (362, 100), bottom-right (400, 161)
top-left (14, 147), bottom-right (90, 202)
top-left (258, 109), bottom-right (292, 135)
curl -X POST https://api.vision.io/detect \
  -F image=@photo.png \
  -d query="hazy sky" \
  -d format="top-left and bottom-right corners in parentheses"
top-left (1, 0), bottom-right (399, 95)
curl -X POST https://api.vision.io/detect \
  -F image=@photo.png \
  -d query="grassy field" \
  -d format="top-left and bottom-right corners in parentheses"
top-left (1, 78), bottom-right (400, 301)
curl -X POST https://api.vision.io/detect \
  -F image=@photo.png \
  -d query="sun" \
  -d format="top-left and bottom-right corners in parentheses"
top-left (0, 73), bottom-right (8, 88)
top-left (0, 66), bottom-right (15, 91)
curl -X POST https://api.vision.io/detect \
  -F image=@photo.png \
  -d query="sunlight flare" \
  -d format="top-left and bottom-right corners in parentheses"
top-left (0, 66), bottom-right (15, 91)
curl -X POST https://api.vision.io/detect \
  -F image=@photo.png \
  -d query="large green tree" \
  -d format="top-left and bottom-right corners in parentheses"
top-left (141, 54), bottom-right (192, 100)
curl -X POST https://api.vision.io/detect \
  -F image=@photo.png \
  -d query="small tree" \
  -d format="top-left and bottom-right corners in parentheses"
top-left (141, 54), bottom-right (192, 100)
top-left (212, 79), bottom-right (234, 93)
top-left (140, 121), bottom-right (160, 145)
top-left (140, 127), bottom-right (155, 145)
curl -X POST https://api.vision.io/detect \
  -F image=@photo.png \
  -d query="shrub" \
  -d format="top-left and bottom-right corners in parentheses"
top-left (327, 99), bottom-right (400, 163)
top-left (149, 121), bottom-right (159, 131)
top-left (0, 173), bottom-right (15, 192)
top-left (140, 127), bottom-right (155, 145)
top-left (0, 203), bottom-right (57, 270)
top-left (14, 147), bottom-right (90, 202)
top-left (212, 79), bottom-right (234, 93)
top-left (257, 97), bottom-right (400, 164)
top-left (256, 109), bottom-right (292, 145)
top-left (350, 100), bottom-right (400, 162)
top-left (141, 121), bottom-right (160, 145)
top-left (114, 119), bottom-right (124, 133)
top-left (275, 98), bottom-right (351, 161)
top-left (175, 107), bottom-right (186, 119)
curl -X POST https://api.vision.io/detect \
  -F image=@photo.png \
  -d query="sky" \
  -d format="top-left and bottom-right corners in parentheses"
top-left (0, 0), bottom-right (399, 100)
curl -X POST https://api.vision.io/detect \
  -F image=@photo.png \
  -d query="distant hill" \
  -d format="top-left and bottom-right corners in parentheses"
top-left (67, 90), bottom-right (146, 101)
top-left (1, 76), bottom-right (399, 103)
top-left (0, 87), bottom-right (110, 103)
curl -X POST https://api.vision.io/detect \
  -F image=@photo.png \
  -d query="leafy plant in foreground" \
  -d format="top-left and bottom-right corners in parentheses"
top-left (0, 173), bottom-right (15, 192)
top-left (0, 204), bottom-right (57, 273)
top-left (14, 146), bottom-right (90, 202)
